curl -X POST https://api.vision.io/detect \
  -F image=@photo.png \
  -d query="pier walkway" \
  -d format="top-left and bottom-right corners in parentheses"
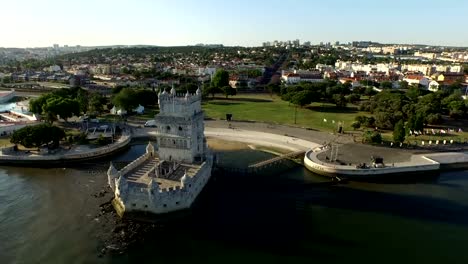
top-left (304, 146), bottom-right (468, 179)
top-left (248, 150), bottom-right (306, 169)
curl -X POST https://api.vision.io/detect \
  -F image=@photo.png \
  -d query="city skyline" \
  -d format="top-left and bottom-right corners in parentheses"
top-left (1, 0), bottom-right (468, 48)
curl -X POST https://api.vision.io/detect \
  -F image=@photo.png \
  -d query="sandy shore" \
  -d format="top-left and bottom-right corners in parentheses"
top-left (206, 138), bottom-right (250, 151)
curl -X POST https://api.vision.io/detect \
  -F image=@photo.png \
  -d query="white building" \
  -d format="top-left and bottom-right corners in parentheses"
top-left (403, 75), bottom-right (439, 91)
top-left (108, 86), bottom-right (213, 216)
top-left (401, 64), bottom-right (432, 75)
top-left (198, 67), bottom-right (217, 78)
top-left (281, 70), bottom-right (324, 84)
top-left (315, 64), bottom-right (334, 72)
top-left (428, 81), bottom-right (440, 92)
top-left (282, 73), bottom-right (301, 84)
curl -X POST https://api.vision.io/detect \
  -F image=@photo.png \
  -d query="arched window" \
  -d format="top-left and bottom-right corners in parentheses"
top-left (178, 126), bottom-right (183, 131)
top-left (166, 126), bottom-right (171, 131)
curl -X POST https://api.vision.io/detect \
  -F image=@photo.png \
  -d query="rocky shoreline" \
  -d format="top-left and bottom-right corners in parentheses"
top-left (92, 187), bottom-right (163, 257)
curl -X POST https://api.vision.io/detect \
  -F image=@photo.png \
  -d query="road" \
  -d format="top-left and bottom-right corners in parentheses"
top-left (130, 119), bottom-right (353, 151)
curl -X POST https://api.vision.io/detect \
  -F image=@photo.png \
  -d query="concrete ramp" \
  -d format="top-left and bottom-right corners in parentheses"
top-left (424, 152), bottom-right (468, 168)
top-left (424, 152), bottom-right (468, 165)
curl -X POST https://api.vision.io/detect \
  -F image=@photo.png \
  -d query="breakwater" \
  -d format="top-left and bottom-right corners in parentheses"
top-left (304, 146), bottom-right (468, 180)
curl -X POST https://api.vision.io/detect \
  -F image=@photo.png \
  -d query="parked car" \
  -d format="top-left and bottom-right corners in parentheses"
top-left (144, 120), bottom-right (157, 127)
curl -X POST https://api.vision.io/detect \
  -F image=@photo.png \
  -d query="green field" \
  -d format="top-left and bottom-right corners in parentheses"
top-left (202, 94), bottom-right (367, 132)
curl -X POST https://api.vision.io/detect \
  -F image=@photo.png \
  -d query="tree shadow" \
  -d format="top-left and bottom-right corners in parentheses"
top-left (205, 101), bottom-right (241, 106)
top-left (212, 97), bottom-right (273, 103)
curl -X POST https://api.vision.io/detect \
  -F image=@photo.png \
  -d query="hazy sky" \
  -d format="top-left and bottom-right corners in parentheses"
top-left (1, 0), bottom-right (467, 48)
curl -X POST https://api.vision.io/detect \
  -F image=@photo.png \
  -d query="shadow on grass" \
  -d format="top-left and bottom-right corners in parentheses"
top-left (210, 97), bottom-right (273, 103)
top-left (306, 105), bottom-right (358, 113)
top-left (206, 101), bottom-right (242, 106)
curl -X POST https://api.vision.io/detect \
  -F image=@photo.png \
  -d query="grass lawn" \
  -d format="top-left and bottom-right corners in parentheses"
top-left (0, 137), bottom-right (13, 148)
top-left (202, 94), bottom-right (368, 132)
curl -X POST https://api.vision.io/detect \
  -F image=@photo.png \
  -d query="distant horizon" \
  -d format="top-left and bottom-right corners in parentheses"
top-left (1, 0), bottom-right (468, 48)
top-left (2, 40), bottom-right (468, 50)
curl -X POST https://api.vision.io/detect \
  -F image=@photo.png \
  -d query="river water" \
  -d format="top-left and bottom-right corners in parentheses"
top-left (1, 144), bottom-right (468, 264)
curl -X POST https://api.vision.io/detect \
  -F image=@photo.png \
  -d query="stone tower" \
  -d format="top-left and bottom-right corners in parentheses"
top-left (154, 86), bottom-right (205, 163)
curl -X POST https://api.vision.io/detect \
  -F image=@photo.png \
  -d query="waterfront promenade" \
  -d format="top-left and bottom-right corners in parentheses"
top-left (0, 134), bottom-right (131, 165)
top-left (132, 120), bottom-right (468, 179)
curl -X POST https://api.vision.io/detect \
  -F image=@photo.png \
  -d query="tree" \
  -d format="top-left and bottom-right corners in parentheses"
top-left (380, 81), bottom-right (393, 89)
top-left (112, 88), bottom-right (139, 111)
top-left (211, 69), bottom-right (229, 89)
top-left (368, 91), bottom-right (407, 129)
top-left (364, 87), bottom-right (377, 96)
top-left (134, 89), bottom-right (157, 107)
top-left (29, 95), bottom-right (50, 114)
top-left (406, 86), bottom-right (421, 102)
top-left (407, 112), bottom-right (424, 132)
top-left (351, 121), bottom-right (361, 130)
top-left (332, 94), bottom-right (347, 108)
top-left (203, 84), bottom-right (221, 99)
top-left (291, 91), bottom-right (313, 107)
top-left (2, 76), bottom-right (11, 83)
top-left (221, 86), bottom-right (236, 99)
top-left (88, 93), bottom-right (106, 114)
top-left (363, 131), bottom-right (382, 144)
top-left (399, 80), bottom-right (409, 90)
top-left (10, 124), bottom-right (65, 149)
top-left (177, 83), bottom-right (198, 94)
top-left (415, 92), bottom-right (443, 122)
top-left (266, 83), bottom-right (280, 95)
top-left (426, 113), bottom-right (442, 125)
top-left (29, 93), bottom-right (80, 122)
top-left (43, 97), bottom-right (80, 122)
top-left (347, 94), bottom-right (361, 104)
top-left (75, 88), bottom-right (89, 114)
top-left (393, 120), bottom-right (406, 143)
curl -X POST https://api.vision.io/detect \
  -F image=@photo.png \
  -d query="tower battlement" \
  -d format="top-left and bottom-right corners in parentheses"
top-left (157, 87), bottom-right (202, 117)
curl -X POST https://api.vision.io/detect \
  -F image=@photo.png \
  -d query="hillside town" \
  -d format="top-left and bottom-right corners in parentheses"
top-left (1, 41), bottom-right (467, 96)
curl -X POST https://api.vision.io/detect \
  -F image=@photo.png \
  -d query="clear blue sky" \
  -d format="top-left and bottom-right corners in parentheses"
top-left (1, 0), bottom-right (467, 48)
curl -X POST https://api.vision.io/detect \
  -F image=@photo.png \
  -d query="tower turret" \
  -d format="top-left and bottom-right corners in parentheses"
top-left (180, 170), bottom-right (189, 187)
top-left (146, 141), bottom-right (155, 156)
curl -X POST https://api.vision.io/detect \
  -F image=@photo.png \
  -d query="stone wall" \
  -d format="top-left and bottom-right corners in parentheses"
top-left (114, 157), bottom-right (212, 215)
